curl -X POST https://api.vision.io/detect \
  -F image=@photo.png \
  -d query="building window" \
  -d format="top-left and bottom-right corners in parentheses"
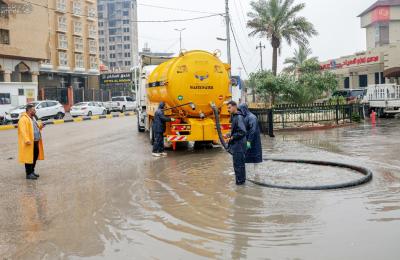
top-left (74, 37), bottom-right (83, 52)
top-left (58, 51), bottom-right (68, 67)
top-left (98, 4), bottom-right (103, 11)
top-left (123, 1), bottom-right (130, 8)
top-left (344, 77), bottom-right (350, 89)
top-left (0, 29), bottom-right (10, 44)
top-left (110, 54), bottom-right (116, 59)
top-left (89, 39), bottom-right (97, 54)
top-left (109, 45), bottom-right (115, 50)
top-left (109, 20), bottom-right (117, 27)
top-left (123, 27), bottom-right (129, 33)
top-left (359, 75), bottom-right (368, 88)
top-left (125, 61), bottom-right (131, 66)
top-left (98, 21), bottom-right (103, 27)
top-left (380, 72), bottom-right (385, 84)
top-left (109, 37), bottom-right (115, 42)
top-left (58, 16), bottom-right (67, 31)
top-left (58, 34), bottom-right (68, 49)
top-left (375, 22), bottom-right (389, 47)
top-left (74, 21), bottom-right (82, 35)
top-left (90, 56), bottom-right (98, 69)
top-left (123, 36), bottom-right (130, 41)
top-left (124, 52), bottom-right (130, 58)
top-left (123, 10), bottom-right (129, 16)
top-left (87, 6), bottom-right (96, 19)
top-left (75, 53), bottom-right (84, 68)
top-left (89, 24), bottom-right (97, 38)
top-left (124, 44), bottom-right (130, 49)
top-left (109, 28), bottom-right (117, 35)
top-left (0, 93), bottom-right (11, 105)
top-left (73, 1), bottom-right (82, 16)
top-left (99, 30), bottom-right (104, 36)
top-left (56, 0), bottom-right (67, 12)
top-left (110, 62), bottom-right (116, 67)
top-left (18, 89), bottom-right (24, 96)
top-left (123, 20), bottom-right (129, 25)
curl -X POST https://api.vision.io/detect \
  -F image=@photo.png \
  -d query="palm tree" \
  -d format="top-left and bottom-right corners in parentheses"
top-left (283, 45), bottom-right (317, 73)
top-left (247, 0), bottom-right (317, 76)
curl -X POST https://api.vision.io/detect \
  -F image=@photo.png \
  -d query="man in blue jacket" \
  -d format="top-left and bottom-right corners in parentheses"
top-left (238, 103), bottom-right (263, 166)
top-left (152, 102), bottom-right (175, 157)
top-left (226, 101), bottom-right (247, 185)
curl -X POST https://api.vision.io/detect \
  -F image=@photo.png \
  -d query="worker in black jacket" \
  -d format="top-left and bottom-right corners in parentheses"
top-left (238, 103), bottom-right (263, 164)
top-left (152, 102), bottom-right (175, 157)
top-left (226, 101), bottom-right (247, 185)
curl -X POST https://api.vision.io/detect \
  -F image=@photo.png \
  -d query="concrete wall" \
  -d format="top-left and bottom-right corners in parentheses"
top-left (0, 0), bottom-right (48, 60)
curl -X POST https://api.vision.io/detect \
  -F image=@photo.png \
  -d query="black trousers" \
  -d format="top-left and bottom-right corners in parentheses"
top-left (152, 133), bottom-right (164, 153)
top-left (233, 151), bottom-right (246, 185)
top-left (25, 141), bottom-right (39, 175)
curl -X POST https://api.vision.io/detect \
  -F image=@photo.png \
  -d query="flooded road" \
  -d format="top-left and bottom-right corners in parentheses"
top-left (0, 117), bottom-right (399, 259)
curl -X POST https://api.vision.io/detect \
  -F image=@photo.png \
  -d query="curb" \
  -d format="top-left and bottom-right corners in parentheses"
top-left (0, 112), bottom-right (135, 131)
top-left (274, 123), bottom-right (357, 132)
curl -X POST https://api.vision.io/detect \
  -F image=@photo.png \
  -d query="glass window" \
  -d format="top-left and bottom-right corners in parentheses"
top-left (90, 56), bottom-right (98, 69)
top-left (0, 93), bottom-right (11, 105)
top-left (58, 16), bottom-right (67, 31)
top-left (75, 53), bottom-right (84, 68)
top-left (58, 51), bottom-right (68, 66)
top-left (37, 102), bottom-right (48, 109)
top-left (74, 21), bottom-right (82, 35)
top-left (46, 101), bottom-right (58, 107)
top-left (18, 89), bottom-right (24, 96)
top-left (375, 22), bottom-right (389, 47)
top-left (73, 1), bottom-right (82, 16)
top-left (344, 77), bottom-right (350, 89)
top-left (56, 0), bottom-right (66, 12)
top-left (359, 75), bottom-right (368, 88)
top-left (58, 34), bottom-right (68, 49)
top-left (74, 37), bottom-right (83, 52)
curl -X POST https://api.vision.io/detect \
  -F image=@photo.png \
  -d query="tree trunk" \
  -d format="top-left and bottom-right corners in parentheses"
top-left (272, 47), bottom-right (278, 76)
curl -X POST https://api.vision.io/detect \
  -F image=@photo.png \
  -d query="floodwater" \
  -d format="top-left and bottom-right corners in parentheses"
top-left (0, 117), bottom-right (399, 259)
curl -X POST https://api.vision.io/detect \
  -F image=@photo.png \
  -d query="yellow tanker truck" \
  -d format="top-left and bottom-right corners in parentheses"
top-left (137, 50), bottom-right (232, 150)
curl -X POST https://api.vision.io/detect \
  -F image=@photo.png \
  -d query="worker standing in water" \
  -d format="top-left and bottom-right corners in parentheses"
top-left (152, 102), bottom-right (175, 157)
top-left (238, 104), bottom-right (263, 169)
top-left (226, 101), bottom-right (247, 185)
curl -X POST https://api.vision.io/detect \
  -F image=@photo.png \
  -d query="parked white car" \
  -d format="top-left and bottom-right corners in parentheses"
top-left (70, 102), bottom-right (107, 117)
top-left (108, 96), bottom-right (137, 113)
top-left (5, 100), bottom-right (65, 124)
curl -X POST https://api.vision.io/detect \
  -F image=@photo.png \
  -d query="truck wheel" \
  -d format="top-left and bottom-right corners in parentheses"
top-left (137, 115), bottom-right (145, 132)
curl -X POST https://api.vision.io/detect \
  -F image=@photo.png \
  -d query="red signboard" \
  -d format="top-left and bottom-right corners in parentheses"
top-left (372, 6), bottom-right (390, 23)
top-left (320, 56), bottom-right (380, 70)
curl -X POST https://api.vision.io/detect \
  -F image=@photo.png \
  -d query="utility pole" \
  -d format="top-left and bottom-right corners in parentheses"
top-left (174, 28), bottom-right (186, 53)
top-left (225, 0), bottom-right (232, 67)
top-left (256, 41), bottom-right (266, 71)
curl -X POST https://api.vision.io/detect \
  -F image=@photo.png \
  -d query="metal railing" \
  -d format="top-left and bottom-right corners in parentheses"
top-left (250, 103), bottom-right (363, 135)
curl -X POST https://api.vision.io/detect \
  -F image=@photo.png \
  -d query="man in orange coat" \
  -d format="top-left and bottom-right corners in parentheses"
top-left (18, 104), bottom-right (44, 180)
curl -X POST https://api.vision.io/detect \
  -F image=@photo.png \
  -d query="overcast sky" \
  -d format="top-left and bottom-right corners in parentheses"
top-left (137, 0), bottom-right (376, 78)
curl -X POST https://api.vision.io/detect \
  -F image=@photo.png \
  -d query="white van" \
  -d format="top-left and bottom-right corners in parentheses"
top-left (363, 84), bottom-right (400, 117)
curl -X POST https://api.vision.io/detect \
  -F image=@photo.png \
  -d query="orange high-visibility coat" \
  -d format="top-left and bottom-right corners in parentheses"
top-left (18, 113), bottom-right (44, 164)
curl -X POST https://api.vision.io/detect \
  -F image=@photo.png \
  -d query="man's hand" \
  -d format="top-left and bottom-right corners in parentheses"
top-left (247, 141), bottom-right (251, 149)
top-left (25, 141), bottom-right (32, 145)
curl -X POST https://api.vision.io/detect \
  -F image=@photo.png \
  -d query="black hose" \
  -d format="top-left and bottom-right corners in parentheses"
top-left (247, 158), bottom-right (373, 190)
top-left (211, 103), bottom-right (229, 151)
top-left (211, 104), bottom-right (373, 190)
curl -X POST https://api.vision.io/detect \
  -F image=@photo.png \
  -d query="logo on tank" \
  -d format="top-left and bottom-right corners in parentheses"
top-left (194, 71), bottom-right (209, 82)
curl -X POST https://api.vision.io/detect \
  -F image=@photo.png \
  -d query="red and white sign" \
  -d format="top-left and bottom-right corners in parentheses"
top-left (320, 56), bottom-right (380, 70)
top-left (167, 135), bottom-right (187, 142)
top-left (372, 6), bottom-right (390, 23)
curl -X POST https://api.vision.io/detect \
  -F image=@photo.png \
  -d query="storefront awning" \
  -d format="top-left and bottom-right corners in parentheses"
top-left (384, 67), bottom-right (400, 78)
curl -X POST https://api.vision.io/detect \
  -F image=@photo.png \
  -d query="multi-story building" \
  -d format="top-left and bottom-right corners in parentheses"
top-left (97, 0), bottom-right (139, 71)
top-left (0, 0), bottom-right (48, 115)
top-left (320, 0), bottom-right (400, 89)
top-left (38, 0), bottom-right (100, 92)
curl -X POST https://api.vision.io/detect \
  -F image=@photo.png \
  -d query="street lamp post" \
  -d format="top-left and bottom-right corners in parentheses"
top-left (174, 28), bottom-right (186, 53)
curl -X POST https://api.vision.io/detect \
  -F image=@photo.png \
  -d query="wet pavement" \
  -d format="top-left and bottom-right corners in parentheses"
top-left (0, 117), bottom-right (399, 259)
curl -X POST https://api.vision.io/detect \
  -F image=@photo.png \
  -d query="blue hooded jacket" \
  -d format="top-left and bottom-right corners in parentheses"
top-left (238, 104), bottom-right (263, 163)
top-left (152, 102), bottom-right (172, 134)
